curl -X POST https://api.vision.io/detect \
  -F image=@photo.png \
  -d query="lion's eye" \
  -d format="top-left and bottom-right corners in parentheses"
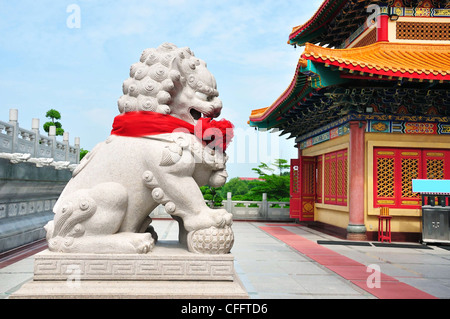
top-left (195, 92), bottom-right (208, 101)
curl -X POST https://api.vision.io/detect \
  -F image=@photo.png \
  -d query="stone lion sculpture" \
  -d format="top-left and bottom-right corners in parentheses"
top-left (44, 43), bottom-right (234, 254)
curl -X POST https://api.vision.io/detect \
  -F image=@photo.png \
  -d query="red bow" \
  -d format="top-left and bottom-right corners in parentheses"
top-left (111, 111), bottom-right (234, 152)
top-left (194, 117), bottom-right (234, 153)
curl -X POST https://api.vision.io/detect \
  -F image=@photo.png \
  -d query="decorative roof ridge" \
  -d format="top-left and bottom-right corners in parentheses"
top-left (304, 41), bottom-right (450, 54)
top-left (302, 42), bottom-right (450, 80)
top-left (288, 0), bottom-right (349, 45)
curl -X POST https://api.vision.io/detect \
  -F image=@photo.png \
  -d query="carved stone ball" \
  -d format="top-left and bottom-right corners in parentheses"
top-left (187, 226), bottom-right (234, 254)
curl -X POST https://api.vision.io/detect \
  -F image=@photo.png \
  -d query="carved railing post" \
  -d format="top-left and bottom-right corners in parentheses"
top-left (226, 192), bottom-right (232, 213)
top-left (31, 118), bottom-right (40, 158)
top-left (49, 125), bottom-right (56, 159)
top-left (8, 109), bottom-right (19, 153)
top-left (74, 137), bottom-right (80, 164)
top-left (63, 132), bottom-right (70, 161)
top-left (262, 193), bottom-right (269, 219)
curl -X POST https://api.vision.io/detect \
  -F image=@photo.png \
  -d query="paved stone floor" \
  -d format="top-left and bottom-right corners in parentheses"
top-left (2, 219), bottom-right (450, 299)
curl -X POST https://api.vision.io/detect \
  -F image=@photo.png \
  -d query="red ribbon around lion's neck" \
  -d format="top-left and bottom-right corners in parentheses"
top-left (110, 111), bottom-right (234, 152)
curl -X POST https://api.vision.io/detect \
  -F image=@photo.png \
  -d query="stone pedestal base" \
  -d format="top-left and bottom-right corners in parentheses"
top-left (346, 232), bottom-right (368, 241)
top-left (10, 241), bottom-right (248, 299)
top-left (346, 224), bottom-right (367, 241)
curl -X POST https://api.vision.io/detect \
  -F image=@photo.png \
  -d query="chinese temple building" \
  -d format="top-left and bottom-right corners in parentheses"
top-left (249, 0), bottom-right (450, 241)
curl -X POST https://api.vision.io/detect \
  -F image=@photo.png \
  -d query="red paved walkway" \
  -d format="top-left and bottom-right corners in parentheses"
top-left (260, 226), bottom-right (437, 299)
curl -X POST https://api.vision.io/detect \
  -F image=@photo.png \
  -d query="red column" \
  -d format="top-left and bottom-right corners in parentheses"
top-left (347, 121), bottom-right (367, 240)
top-left (377, 15), bottom-right (389, 42)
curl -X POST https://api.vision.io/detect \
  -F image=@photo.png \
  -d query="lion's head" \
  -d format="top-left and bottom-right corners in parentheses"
top-left (118, 43), bottom-right (223, 125)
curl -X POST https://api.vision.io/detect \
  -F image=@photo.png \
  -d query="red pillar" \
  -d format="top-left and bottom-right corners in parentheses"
top-left (377, 15), bottom-right (389, 42)
top-left (347, 121), bottom-right (367, 240)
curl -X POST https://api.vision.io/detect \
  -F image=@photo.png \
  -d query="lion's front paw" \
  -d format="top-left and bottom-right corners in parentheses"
top-left (130, 232), bottom-right (155, 254)
top-left (212, 209), bottom-right (233, 228)
top-left (183, 208), bottom-right (233, 232)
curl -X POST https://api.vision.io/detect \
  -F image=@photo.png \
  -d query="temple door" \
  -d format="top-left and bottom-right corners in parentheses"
top-left (290, 157), bottom-right (316, 221)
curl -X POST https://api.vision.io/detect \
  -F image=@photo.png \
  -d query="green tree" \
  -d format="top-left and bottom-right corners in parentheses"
top-left (220, 177), bottom-right (249, 199)
top-left (273, 159), bottom-right (290, 176)
top-left (247, 174), bottom-right (290, 201)
top-left (244, 159), bottom-right (291, 201)
top-left (43, 109), bottom-right (64, 136)
top-left (79, 148), bottom-right (89, 161)
top-left (200, 186), bottom-right (223, 207)
top-left (251, 162), bottom-right (274, 177)
top-left (203, 159), bottom-right (291, 202)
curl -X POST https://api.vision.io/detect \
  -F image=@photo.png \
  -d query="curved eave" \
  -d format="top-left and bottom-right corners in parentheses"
top-left (249, 60), bottom-right (310, 129)
top-left (302, 42), bottom-right (450, 81)
top-left (288, 0), bottom-right (349, 46)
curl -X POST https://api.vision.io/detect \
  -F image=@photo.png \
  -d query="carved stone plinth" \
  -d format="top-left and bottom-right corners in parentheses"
top-left (10, 242), bottom-right (248, 299)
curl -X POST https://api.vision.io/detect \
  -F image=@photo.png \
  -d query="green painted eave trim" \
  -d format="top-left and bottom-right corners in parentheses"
top-left (302, 60), bottom-right (349, 89)
top-left (249, 59), bottom-right (349, 129)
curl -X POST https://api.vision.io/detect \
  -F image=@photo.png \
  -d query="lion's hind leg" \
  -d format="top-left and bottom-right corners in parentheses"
top-left (45, 182), bottom-right (154, 254)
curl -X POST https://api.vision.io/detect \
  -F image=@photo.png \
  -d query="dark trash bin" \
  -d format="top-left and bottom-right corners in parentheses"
top-left (413, 179), bottom-right (450, 244)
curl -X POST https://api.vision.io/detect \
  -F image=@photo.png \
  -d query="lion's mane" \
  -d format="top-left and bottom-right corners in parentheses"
top-left (118, 43), bottom-right (219, 115)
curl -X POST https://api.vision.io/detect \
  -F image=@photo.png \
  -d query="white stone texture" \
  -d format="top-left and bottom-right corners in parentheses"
top-left (44, 43), bottom-right (234, 255)
top-left (34, 244), bottom-right (235, 281)
top-left (11, 246), bottom-right (248, 299)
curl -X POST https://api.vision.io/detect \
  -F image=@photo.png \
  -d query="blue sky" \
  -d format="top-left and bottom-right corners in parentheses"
top-left (0, 0), bottom-right (322, 179)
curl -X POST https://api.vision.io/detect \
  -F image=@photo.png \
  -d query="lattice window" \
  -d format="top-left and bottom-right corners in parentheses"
top-left (330, 159), bottom-right (337, 197)
top-left (397, 22), bottom-right (450, 40)
top-left (324, 150), bottom-right (347, 206)
top-left (376, 157), bottom-right (395, 199)
top-left (324, 158), bottom-right (332, 203)
top-left (303, 159), bottom-right (315, 195)
top-left (337, 151), bottom-right (348, 205)
top-left (316, 155), bottom-right (323, 203)
top-left (424, 151), bottom-right (447, 206)
top-left (353, 28), bottom-right (377, 48)
top-left (401, 158), bottom-right (420, 199)
top-left (374, 148), bottom-right (450, 208)
top-left (426, 159), bottom-right (444, 179)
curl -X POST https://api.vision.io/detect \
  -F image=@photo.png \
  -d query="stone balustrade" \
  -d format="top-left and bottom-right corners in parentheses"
top-left (0, 109), bottom-right (80, 165)
top-left (151, 192), bottom-right (293, 222)
top-left (0, 109), bottom-right (80, 253)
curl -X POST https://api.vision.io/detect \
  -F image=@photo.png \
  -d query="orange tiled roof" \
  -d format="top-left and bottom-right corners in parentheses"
top-left (250, 107), bottom-right (270, 118)
top-left (302, 42), bottom-right (450, 81)
top-left (249, 41), bottom-right (450, 126)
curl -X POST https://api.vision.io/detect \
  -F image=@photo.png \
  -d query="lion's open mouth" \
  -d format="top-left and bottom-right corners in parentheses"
top-left (190, 108), bottom-right (202, 121)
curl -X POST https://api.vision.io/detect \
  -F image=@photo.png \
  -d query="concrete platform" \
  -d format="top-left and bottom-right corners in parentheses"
top-left (10, 276), bottom-right (248, 299)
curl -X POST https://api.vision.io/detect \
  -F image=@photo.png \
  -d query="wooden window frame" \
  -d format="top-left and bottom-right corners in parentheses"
top-left (323, 150), bottom-right (348, 206)
top-left (374, 148), bottom-right (450, 209)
